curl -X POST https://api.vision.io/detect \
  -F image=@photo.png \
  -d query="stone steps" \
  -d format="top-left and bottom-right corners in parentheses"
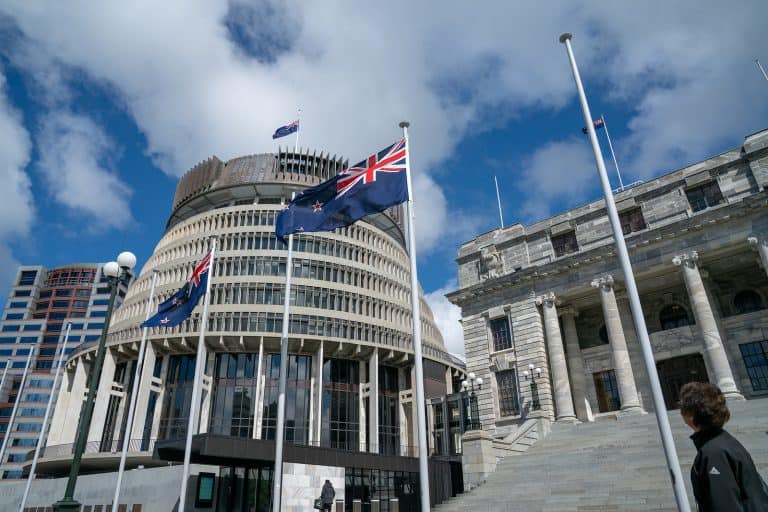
top-left (434, 398), bottom-right (768, 511)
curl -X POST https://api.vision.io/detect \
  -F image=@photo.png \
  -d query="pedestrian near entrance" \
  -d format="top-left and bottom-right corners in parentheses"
top-left (320, 479), bottom-right (335, 511)
top-left (679, 382), bottom-right (768, 511)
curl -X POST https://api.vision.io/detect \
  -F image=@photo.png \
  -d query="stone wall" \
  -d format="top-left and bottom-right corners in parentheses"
top-left (281, 462), bottom-right (345, 512)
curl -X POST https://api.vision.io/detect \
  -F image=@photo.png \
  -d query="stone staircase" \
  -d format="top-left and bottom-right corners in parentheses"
top-left (435, 398), bottom-right (768, 511)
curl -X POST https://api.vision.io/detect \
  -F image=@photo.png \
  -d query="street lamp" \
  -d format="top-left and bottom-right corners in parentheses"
top-left (523, 363), bottom-right (541, 410)
top-left (53, 252), bottom-right (135, 511)
top-left (461, 372), bottom-right (483, 431)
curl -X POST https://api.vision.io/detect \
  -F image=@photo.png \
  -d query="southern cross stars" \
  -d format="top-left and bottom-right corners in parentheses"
top-left (313, 201), bottom-right (323, 212)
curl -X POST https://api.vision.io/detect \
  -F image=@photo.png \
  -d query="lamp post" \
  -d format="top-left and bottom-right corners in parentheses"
top-left (53, 252), bottom-right (135, 511)
top-left (461, 372), bottom-right (483, 431)
top-left (523, 364), bottom-right (542, 411)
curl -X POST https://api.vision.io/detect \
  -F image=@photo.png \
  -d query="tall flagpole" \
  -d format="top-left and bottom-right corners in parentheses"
top-left (599, 114), bottom-right (625, 191)
top-left (560, 33), bottom-right (690, 512)
top-left (20, 323), bottom-right (72, 512)
top-left (112, 269), bottom-right (160, 508)
top-left (178, 239), bottom-right (217, 512)
top-left (756, 59), bottom-right (768, 82)
top-left (294, 108), bottom-right (301, 153)
top-left (271, 193), bottom-right (296, 512)
top-left (494, 176), bottom-right (504, 228)
top-left (400, 121), bottom-right (431, 512)
top-left (0, 344), bottom-right (36, 464)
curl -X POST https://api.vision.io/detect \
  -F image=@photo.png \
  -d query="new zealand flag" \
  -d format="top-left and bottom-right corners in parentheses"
top-left (141, 252), bottom-right (212, 328)
top-left (272, 120), bottom-right (299, 139)
top-left (275, 138), bottom-right (409, 242)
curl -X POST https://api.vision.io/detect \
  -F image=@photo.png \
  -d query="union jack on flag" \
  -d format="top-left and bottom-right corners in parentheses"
top-left (336, 138), bottom-right (407, 198)
top-left (275, 138), bottom-right (410, 241)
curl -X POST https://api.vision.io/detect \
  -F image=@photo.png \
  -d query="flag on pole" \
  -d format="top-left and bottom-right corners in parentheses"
top-left (581, 117), bottom-right (605, 134)
top-left (272, 120), bottom-right (299, 139)
top-left (141, 252), bottom-right (212, 327)
top-left (275, 138), bottom-right (409, 241)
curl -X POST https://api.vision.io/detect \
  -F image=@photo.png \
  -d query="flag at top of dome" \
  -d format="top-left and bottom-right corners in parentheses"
top-left (275, 138), bottom-right (409, 242)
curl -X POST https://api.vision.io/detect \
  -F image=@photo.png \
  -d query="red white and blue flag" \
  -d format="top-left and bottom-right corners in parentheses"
top-left (272, 120), bottom-right (299, 139)
top-left (582, 118), bottom-right (605, 134)
top-left (142, 252), bottom-right (212, 328)
top-left (276, 139), bottom-right (409, 241)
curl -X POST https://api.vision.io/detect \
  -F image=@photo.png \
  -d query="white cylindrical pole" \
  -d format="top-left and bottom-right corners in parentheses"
top-left (756, 59), bottom-right (768, 82)
top-left (494, 176), bottom-right (505, 228)
top-left (294, 109), bottom-right (301, 154)
top-left (19, 323), bottom-right (72, 511)
top-left (0, 342), bottom-right (36, 464)
top-left (0, 361), bottom-right (10, 399)
top-left (178, 240), bottom-right (217, 512)
top-left (560, 33), bottom-right (691, 512)
top-left (272, 193), bottom-right (296, 512)
top-left (600, 114), bottom-right (625, 191)
top-left (400, 121), bottom-right (431, 512)
top-left (112, 270), bottom-right (160, 508)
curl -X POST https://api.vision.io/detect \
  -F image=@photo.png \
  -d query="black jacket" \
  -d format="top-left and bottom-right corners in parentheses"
top-left (690, 428), bottom-right (768, 511)
top-left (321, 482), bottom-right (335, 504)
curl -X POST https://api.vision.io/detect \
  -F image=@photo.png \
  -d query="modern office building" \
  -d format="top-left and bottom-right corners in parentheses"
top-left (26, 149), bottom-right (465, 512)
top-left (0, 264), bottom-right (129, 479)
top-left (447, 128), bottom-right (768, 437)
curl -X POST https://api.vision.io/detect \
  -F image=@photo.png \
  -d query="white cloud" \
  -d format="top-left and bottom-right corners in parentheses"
top-left (1, 0), bottom-right (766, 250)
top-left (425, 279), bottom-right (465, 356)
top-left (37, 111), bottom-right (133, 229)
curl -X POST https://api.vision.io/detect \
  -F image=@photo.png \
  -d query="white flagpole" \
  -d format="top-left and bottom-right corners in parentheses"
top-left (494, 176), bottom-right (504, 228)
top-left (399, 121), bottom-right (431, 512)
top-left (0, 343), bottom-right (36, 464)
top-left (599, 114), bottom-right (625, 191)
top-left (560, 33), bottom-right (690, 512)
top-left (112, 269), bottom-right (160, 508)
top-left (294, 108), bottom-right (301, 154)
top-left (271, 193), bottom-right (296, 512)
top-left (756, 59), bottom-right (768, 82)
top-left (178, 240), bottom-right (217, 512)
top-left (0, 360), bottom-right (10, 399)
top-left (19, 322), bottom-right (72, 511)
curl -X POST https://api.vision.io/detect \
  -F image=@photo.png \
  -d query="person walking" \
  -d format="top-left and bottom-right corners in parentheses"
top-left (679, 382), bottom-right (768, 511)
top-left (320, 479), bottom-right (335, 511)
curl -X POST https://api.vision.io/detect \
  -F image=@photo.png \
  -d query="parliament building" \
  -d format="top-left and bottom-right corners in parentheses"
top-left (447, 128), bottom-right (768, 437)
top-left (15, 149), bottom-right (465, 512)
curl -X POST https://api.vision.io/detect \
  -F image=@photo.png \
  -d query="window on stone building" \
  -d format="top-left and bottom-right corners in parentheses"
top-left (18, 270), bottom-right (37, 286)
top-left (551, 231), bottom-right (578, 257)
top-left (619, 208), bottom-right (647, 235)
top-left (739, 341), bottom-right (768, 391)
top-left (593, 370), bottom-right (621, 412)
top-left (659, 304), bottom-right (691, 330)
top-left (490, 317), bottom-right (513, 352)
top-left (685, 182), bottom-right (724, 212)
top-left (734, 290), bottom-right (764, 315)
top-left (496, 369), bottom-right (520, 417)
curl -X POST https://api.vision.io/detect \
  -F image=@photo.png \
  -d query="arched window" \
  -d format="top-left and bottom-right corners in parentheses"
top-left (659, 304), bottom-right (691, 330)
top-left (734, 290), bottom-right (764, 315)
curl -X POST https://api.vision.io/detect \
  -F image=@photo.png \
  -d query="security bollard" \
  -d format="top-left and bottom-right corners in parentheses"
top-left (334, 499), bottom-right (344, 512)
top-left (353, 499), bottom-right (362, 512)
top-left (389, 498), bottom-right (399, 512)
top-left (370, 499), bottom-right (380, 512)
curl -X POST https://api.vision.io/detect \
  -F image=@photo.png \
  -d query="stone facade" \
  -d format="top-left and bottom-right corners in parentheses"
top-left (448, 128), bottom-right (768, 435)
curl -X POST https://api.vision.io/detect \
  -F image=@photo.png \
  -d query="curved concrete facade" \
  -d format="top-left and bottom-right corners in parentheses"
top-left (42, 149), bottom-right (459, 476)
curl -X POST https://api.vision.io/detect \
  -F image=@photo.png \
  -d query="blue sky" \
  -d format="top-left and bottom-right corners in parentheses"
top-left (0, 1), bottom-right (766, 355)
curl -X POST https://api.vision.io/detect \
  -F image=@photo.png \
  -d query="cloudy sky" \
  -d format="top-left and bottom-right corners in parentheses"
top-left (0, 1), bottom-right (766, 356)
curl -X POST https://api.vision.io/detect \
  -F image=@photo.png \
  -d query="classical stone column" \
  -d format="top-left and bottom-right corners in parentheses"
top-left (591, 275), bottom-right (643, 413)
top-left (560, 307), bottom-right (593, 421)
top-left (536, 293), bottom-right (575, 421)
top-left (368, 348), bottom-right (380, 453)
top-left (673, 252), bottom-right (743, 399)
top-left (748, 236), bottom-right (768, 275)
top-left (88, 348), bottom-right (117, 443)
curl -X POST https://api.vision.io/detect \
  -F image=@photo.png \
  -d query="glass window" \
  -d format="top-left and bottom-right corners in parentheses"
top-left (12, 438), bottom-right (36, 447)
top-left (158, 355), bottom-right (197, 440)
top-left (490, 317), bottom-right (513, 352)
top-left (19, 337), bottom-right (37, 343)
top-left (208, 353), bottom-right (259, 438)
top-left (15, 349), bottom-right (30, 356)
top-left (551, 231), bottom-right (578, 257)
top-left (0, 337), bottom-right (15, 344)
top-left (0, 350), bottom-right (10, 356)
top-left (52, 300), bottom-right (69, 308)
top-left (659, 304), bottom-right (691, 330)
top-left (262, 354), bottom-right (312, 444)
top-left (734, 290), bottom-right (764, 315)
top-left (593, 370), bottom-right (621, 412)
top-left (38, 290), bottom-right (52, 298)
top-left (55, 289), bottom-right (72, 296)
top-left (88, 323), bottom-right (105, 330)
top-left (92, 299), bottom-right (110, 306)
top-left (76, 289), bottom-right (91, 297)
top-left (686, 182), bottom-right (724, 212)
top-left (740, 341), bottom-right (768, 391)
top-left (90, 310), bottom-right (107, 317)
top-left (496, 369), bottom-right (520, 417)
top-left (2, 325), bottom-right (20, 332)
top-left (5, 314), bottom-right (23, 320)
top-left (9, 302), bottom-right (27, 309)
top-left (321, 358), bottom-right (360, 451)
top-left (378, 366), bottom-right (400, 456)
top-left (13, 290), bottom-right (31, 297)
top-left (619, 208), bottom-right (647, 235)
top-left (18, 271), bottom-right (37, 286)
top-left (22, 324), bottom-right (41, 331)
top-left (72, 300), bottom-right (89, 309)
top-left (6, 453), bottom-right (27, 463)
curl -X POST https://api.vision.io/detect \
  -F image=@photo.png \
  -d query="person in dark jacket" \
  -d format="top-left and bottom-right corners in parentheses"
top-left (679, 382), bottom-right (768, 511)
top-left (320, 479), bottom-right (335, 511)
